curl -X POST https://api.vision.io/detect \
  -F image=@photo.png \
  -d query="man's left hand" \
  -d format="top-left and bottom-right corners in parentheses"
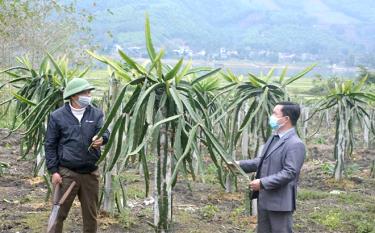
top-left (92, 135), bottom-right (103, 149)
top-left (250, 179), bottom-right (262, 191)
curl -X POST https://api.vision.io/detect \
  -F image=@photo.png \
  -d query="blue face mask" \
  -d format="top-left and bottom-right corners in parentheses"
top-left (268, 115), bottom-right (286, 130)
top-left (77, 95), bottom-right (92, 108)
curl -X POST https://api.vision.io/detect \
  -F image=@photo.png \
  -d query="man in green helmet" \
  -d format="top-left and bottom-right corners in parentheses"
top-left (45, 78), bottom-right (110, 233)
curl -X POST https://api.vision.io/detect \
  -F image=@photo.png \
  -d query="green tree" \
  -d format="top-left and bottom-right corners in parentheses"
top-left (309, 77), bottom-right (375, 180)
top-left (0, 0), bottom-right (95, 69)
top-left (89, 16), bottom-right (241, 232)
top-left (0, 54), bottom-right (89, 180)
top-left (215, 65), bottom-right (315, 195)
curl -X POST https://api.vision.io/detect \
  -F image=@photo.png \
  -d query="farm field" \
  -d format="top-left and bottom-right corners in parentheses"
top-left (1, 53), bottom-right (374, 233)
top-left (1, 3), bottom-right (375, 232)
top-left (1, 128), bottom-right (374, 233)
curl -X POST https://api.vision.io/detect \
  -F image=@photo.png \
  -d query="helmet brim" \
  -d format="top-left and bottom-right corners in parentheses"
top-left (63, 86), bottom-right (95, 99)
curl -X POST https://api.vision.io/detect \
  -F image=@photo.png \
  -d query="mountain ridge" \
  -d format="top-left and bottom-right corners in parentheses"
top-left (74, 0), bottom-right (375, 65)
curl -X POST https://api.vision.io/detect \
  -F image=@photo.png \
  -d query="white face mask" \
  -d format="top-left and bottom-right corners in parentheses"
top-left (77, 95), bottom-right (92, 108)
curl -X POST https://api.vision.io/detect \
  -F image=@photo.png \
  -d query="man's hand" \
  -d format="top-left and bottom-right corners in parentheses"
top-left (91, 135), bottom-right (103, 149)
top-left (224, 161), bottom-right (240, 173)
top-left (250, 179), bottom-right (261, 191)
top-left (52, 172), bottom-right (62, 186)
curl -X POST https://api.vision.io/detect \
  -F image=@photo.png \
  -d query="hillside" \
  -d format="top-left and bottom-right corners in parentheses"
top-left (74, 0), bottom-right (375, 65)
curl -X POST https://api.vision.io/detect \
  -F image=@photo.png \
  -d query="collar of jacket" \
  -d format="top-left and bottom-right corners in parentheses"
top-left (263, 128), bottom-right (297, 159)
top-left (64, 102), bottom-right (92, 122)
top-left (278, 127), bottom-right (296, 139)
top-left (64, 102), bottom-right (92, 112)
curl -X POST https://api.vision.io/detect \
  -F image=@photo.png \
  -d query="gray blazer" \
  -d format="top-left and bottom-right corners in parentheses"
top-left (239, 128), bottom-right (305, 212)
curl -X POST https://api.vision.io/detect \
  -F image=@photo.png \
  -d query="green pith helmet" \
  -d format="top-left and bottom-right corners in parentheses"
top-left (63, 78), bottom-right (95, 99)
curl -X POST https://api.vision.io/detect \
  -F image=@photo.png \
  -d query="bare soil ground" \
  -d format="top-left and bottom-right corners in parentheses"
top-left (1, 128), bottom-right (374, 233)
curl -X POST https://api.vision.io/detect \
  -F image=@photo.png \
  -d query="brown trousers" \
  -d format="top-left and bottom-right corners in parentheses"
top-left (53, 167), bottom-right (99, 233)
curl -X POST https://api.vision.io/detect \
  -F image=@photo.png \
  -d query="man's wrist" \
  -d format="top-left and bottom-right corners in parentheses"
top-left (49, 167), bottom-right (58, 175)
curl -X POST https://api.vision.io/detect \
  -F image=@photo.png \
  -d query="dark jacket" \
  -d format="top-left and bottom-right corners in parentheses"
top-left (239, 128), bottom-right (305, 212)
top-left (45, 103), bottom-right (110, 174)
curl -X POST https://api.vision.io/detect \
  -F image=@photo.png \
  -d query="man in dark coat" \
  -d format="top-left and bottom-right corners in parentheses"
top-left (45, 78), bottom-right (110, 233)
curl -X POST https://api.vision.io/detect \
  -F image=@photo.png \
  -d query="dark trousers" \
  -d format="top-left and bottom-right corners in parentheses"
top-left (53, 167), bottom-right (99, 233)
top-left (257, 208), bottom-right (293, 233)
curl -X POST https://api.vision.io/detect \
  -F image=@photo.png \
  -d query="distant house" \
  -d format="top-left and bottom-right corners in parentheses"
top-left (173, 46), bottom-right (193, 57)
top-left (194, 50), bottom-right (206, 58)
top-left (300, 53), bottom-right (318, 61)
top-left (226, 50), bottom-right (239, 57)
top-left (220, 47), bottom-right (227, 59)
top-left (128, 46), bottom-right (142, 52)
top-left (278, 52), bottom-right (296, 62)
top-left (126, 46), bottom-right (143, 57)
